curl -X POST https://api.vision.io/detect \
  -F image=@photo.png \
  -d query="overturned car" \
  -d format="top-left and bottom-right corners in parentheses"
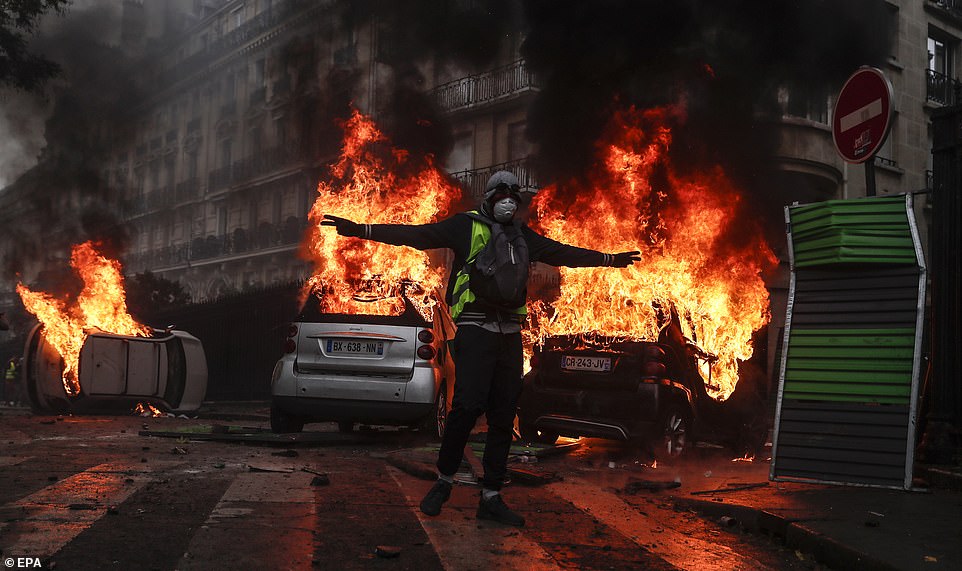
top-left (23, 324), bottom-right (208, 415)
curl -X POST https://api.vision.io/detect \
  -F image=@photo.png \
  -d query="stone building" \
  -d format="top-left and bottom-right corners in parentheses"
top-left (0, 1), bottom-right (958, 377)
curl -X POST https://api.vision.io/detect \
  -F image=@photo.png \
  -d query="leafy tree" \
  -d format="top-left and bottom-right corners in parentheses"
top-left (1, 0), bottom-right (71, 91)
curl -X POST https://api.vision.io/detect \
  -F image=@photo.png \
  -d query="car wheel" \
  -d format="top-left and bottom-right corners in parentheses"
top-left (270, 403), bottom-right (304, 434)
top-left (519, 422), bottom-right (559, 445)
top-left (654, 405), bottom-right (690, 459)
top-left (337, 421), bottom-right (355, 433)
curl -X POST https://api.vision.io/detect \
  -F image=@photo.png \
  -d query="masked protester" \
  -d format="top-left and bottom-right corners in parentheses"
top-left (322, 170), bottom-right (639, 527)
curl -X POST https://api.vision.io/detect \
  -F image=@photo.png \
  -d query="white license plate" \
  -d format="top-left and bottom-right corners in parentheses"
top-left (561, 355), bottom-right (611, 372)
top-left (325, 339), bottom-right (384, 356)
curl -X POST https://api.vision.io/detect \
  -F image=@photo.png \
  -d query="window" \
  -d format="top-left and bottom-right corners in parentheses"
top-left (231, 8), bottom-right (244, 30)
top-left (928, 30), bottom-right (959, 105)
top-left (253, 59), bottom-right (265, 87)
top-left (779, 84), bottom-right (829, 124)
top-left (221, 139), bottom-right (232, 168)
top-left (224, 73), bottom-right (235, 101)
top-left (188, 152), bottom-right (199, 179)
top-left (446, 132), bottom-right (473, 173)
top-left (507, 122), bottom-right (529, 161)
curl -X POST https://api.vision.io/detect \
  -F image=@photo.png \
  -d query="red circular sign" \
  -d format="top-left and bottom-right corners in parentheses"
top-left (832, 67), bottom-right (894, 164)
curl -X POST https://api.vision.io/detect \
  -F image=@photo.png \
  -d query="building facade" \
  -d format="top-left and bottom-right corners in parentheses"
top-left (0, 0), bottom-right (956, 384)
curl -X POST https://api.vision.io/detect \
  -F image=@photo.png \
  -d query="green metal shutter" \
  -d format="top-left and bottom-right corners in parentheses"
top-left (771, 195), bottom-right (926, 489)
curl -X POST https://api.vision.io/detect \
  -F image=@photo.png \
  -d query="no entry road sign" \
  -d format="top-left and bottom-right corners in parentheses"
top-left (832, 67), bottom-right (894, 164)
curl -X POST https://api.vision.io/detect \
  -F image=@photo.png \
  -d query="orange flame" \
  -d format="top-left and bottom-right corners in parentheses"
top-left (303, 109), bottom-right (460, 318)
top-left (529, 105), bottom-right (776, 400)
top-left (133, 402), bottom-right (165, 417)
top-left (17, 241), bottom-right (150, 395)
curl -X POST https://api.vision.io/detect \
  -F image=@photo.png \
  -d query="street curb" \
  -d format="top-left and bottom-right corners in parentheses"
top-left (675, 497), bottom-right (899, 571)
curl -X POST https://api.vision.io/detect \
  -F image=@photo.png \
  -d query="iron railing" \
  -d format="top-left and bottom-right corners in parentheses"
top-left (207, 144), bottom-right (307, 192)
top-left (433, 60), bottom-right (540, 113)
top-left (124, 217), bottom-right (308, 271)
top-left (927, 69), bottom-right (961, 105)
top-left (449, 159), bottom-right (539, 200)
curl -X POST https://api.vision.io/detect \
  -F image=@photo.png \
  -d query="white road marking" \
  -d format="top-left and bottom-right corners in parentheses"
top-left (548, 477), bottom-right (771, 571)
top-left (0, 463), bottom-right (149, 558)
top-left (388, 467), bottom-right (563, 571)
top-left (177, 469), bottom-right (317, 570)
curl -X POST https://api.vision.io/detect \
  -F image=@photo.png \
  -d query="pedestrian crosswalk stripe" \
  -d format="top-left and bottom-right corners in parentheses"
top-left (388, 466), bottom-right (563, 571)
top-left (177, 469), bottom-right (318, 570)
top-left (548, 477), bottom-right (770, 571)
top-left (0, 462), bottom-right (149, 559)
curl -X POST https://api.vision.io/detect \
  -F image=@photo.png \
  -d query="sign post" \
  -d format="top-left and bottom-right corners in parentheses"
top-left (832, 67), bottom-right (894, 196)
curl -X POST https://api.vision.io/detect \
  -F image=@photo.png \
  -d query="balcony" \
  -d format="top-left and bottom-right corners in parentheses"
top-left (929, 0), bottom-right (962, 24)
top-left (927, 69), bottom-right (961, 106)
top-left (146, 187), bottom-right (172, 211)
top-left (449, 159), bottom-right (539, 200)
top-left (207, 145), bottom-right (307, 192)
top-left (156, 0), bottom-right (318, 87)
top-left (125, 217), bottom-right (307, 271)
top-left (174, 178), bottom-right (200, 203)
top-left (433, 60), bottom-right (540, 113)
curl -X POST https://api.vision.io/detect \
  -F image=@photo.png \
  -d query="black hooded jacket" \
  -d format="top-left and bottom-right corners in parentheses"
top-left (367, 211), bottom-right (608, 308)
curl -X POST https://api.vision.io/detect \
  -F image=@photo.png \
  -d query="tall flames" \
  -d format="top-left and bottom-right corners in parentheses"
top-left (303, 109), bottom-right (460, 319)
top-left (17, 241), bottom-right (150, 395)
top-left (528, 105), bottom-right (777, 400)
top-left (304, 106), bottom-right (773, 400)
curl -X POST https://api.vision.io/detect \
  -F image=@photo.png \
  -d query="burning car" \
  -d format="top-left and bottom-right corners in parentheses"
top-left (16, 241), bottom-right (208, 415)
top-left (23, 324), bottom-right (208, 415)
top-left (517, 305), bottom-right (767, 458)
top-left (270, 289), bottom-right (455, 435)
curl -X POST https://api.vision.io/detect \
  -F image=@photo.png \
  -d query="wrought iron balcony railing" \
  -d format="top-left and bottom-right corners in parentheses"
top-left (927, 69), bottom-right (961, 105)
top-left (449, 159), bottom-right (539, 200)
top-left (207, 144), bottom-right (308, 192)
top-left (433, 60), bottom-right (540, 113)
top-left (124, 217), bottom-right (307, 271)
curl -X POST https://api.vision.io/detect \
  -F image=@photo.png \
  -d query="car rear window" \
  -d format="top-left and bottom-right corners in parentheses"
top-left (297, 293), bottom-right (432, 327)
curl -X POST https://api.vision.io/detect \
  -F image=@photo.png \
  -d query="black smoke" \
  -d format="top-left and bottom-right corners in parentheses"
top-left (337, 0), bottom-right (519, 170)
top-left (2, 3), bottom-right (141, 281)
top-left (520, 0), bottom-right (895, 240)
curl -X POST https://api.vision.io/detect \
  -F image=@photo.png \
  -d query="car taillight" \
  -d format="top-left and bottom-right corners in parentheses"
top-left (642, 361), bottom-right (666, 377)
top-left (417, 344), bottom-right (436, 360)
top-left (287, 323), bottom-right (298, 338)
top-left (417, 329), bottom-right (434, 344)
top-left (283, 338), bottom-right (296, 354)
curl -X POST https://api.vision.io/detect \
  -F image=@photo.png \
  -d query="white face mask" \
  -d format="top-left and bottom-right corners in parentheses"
top-left (492, 197), bottom-right (519, 223)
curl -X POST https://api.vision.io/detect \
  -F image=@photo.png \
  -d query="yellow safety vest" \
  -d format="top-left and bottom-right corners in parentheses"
top-left (449, 211), bottom-right (527, 321)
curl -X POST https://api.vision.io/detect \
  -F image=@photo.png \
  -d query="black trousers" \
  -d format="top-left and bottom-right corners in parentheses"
top-left (436, 325), bottom-right (523, 491)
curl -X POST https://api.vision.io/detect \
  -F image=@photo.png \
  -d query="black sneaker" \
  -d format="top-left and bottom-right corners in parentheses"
top-left (476, 493), bottom-right (525, 527)
top-left (419, 480), bottom-right (452, 516)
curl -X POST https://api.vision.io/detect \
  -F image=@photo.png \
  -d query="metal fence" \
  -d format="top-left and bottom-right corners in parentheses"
top-left (140, 281), bottom-right (303, 401)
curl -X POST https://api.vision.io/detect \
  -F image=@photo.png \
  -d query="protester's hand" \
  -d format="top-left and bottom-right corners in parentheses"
top-left (321, 214), bottom-right (363, 238)
top-left (608, 251), bottom-right (641, 267)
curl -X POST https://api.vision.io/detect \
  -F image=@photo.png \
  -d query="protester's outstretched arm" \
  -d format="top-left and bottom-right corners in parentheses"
top-left (605, 251), bottom-right (641, 267)
top-left (525, 227), bottom-right (640, 268)
top-left (321, 215), bottom-right (365, 238)
top-left (321, 213), bottom-right (466, 251)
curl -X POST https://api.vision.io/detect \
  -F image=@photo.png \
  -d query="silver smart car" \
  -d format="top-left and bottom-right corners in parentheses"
top-left (270, 293), bottom-right (455, 436)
